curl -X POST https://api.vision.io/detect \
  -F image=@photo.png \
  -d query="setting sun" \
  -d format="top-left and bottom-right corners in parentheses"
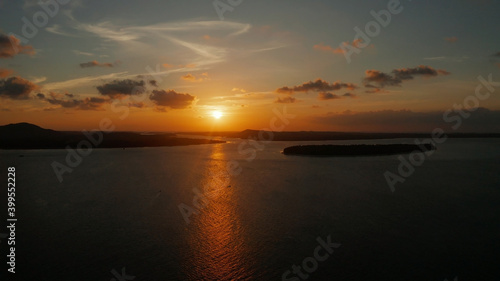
top-left (212, 110), bottom-right (223, 119)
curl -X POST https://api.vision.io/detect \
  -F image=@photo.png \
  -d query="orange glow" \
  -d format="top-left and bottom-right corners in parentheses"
top-left (183, 144), bottom-right (252, 280)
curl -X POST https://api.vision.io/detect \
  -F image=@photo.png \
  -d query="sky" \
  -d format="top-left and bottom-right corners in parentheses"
top-left (0, 0), bottom-right (499, 132)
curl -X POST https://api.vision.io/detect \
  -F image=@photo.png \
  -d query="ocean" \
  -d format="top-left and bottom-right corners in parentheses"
top-left (1, 138), bottom-right (499, 280)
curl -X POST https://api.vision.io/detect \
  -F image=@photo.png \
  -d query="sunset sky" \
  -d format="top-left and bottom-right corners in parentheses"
top-left (0, 0), bottom-right (499, 132)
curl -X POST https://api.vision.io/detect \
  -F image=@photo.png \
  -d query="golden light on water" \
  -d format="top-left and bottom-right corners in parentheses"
top-left (183, 144), bottom-right (252, 280)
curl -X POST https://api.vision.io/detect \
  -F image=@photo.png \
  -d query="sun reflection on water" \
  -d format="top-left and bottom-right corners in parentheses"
top-left (183, 144), bottom-right (253, 281)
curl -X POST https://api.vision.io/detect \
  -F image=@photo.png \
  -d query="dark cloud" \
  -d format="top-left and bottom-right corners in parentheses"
top-left (363, 70), bottom-right (402, 88)
top-left (0, 33), bottom-right (35, 58)
top-left (491, 52), bottom-right (500, 57)
top-left (343, 93), bottom-right (356, 98)
top-left (310, 107), bottom-right (500, 133)
top-left (318, 92), bottom-right (340, 100)
top-left (364, 66), bottom-right (450, 88)
top-left (393, 65), bottom-right (450, 80)
top-left (0, 68), bottom-right (13, 77)
top-left (80, 60), bottom-right (115, 68)
top-left (276, 79), bottom-right (357, 94)
top-left (40, 93), bottom-right (109, 110)
top-left (149, 89), bottom-right (196, 109)
top-left (275, 96), bottom-right (297, 103)
top-left (97, 79), bottom-right (146, 98)
top-left (149, 80), bottom-right (158, 87)
top-left (0, 77), bottom-right (39, 100)
top-left (318, 92), bottom-right (357, 100)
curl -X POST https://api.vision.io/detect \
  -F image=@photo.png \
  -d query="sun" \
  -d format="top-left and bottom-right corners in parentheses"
top-left (212, 110), bottom-right (223, 119)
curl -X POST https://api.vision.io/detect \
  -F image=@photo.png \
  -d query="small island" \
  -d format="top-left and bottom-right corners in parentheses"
top-left (282, 143), bottom-right (436, 157)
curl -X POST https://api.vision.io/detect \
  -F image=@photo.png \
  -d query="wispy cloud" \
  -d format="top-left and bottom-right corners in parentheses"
top-left (42, 72), bottom-right (130, 91)
top-left (46, 24), bottom-right (75, 37)
top-left (73, 50), bottom-right (94, 56)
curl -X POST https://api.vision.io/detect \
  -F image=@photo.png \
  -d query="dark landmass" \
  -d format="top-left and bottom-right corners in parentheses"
top-left (0, 123), bottom-right (224, 149)
top-left (283, 143), bottom-right (436, 157)
top-left (182, 129), bottom-right (500, 141)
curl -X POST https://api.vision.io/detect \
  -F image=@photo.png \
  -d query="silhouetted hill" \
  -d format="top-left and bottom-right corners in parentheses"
top-left (0, 122), bottom-right (63, 140)
top-left (0, 123), bottom-right (224, 149)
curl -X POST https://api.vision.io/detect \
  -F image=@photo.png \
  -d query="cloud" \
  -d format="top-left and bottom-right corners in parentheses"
top-left (0, 33), bottom-right (35, 58)
top-left (393, 65), bottom-right (451, 80)
top-left (73, 50), bottom-right (94, 56)
top-left (46, 24), bottom-right (74, 37)
top-left (342, 93), bottom-right (357, 98)
top-left (97, 79), bottom-right (146, 98)
top-left (492, 52), bottom-right (500, 57)
top-left (444, 36), bottom-right (458, 43)
top-left (181, 73), bottom-right (209, 82)
top-left (363, 65), bottom-right (450, 88)
top-left (149, 89), bottom-right (196, 109)
top-left (318, 92), bottom-right (341, 100)
top-left (80, 60), bottom-right (116, 68)
top-left (43, 71), bottom-right (129, 91)
top-left (275, 96), bottom-right (297, 103)
top-left (363, 70), bottom-right (401, 88)
top-left (75, 21), bottom-right (252, 68)
top-left (40, 92), bottom-right (110, 110)
top-left (276, 79), bottom-right (357, 94)
top-left (30, 76), bottom-right (47, 83)
top-left (365, 87), bottom-right (389, 94)
top-left (318, 92), bottom-right (357, 100)
top-left (0, 68), bottom-right (13, 77)
top-left (0, 77), bottom-right (39, 100)
top-left (309, 108), bottom-right (500, 133)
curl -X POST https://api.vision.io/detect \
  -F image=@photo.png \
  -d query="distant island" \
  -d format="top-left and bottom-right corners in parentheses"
top-left (0, 123), bottom-right (224, 149)
top-left (282, 143), bottom-right (436, 157)
top-left (183, 129), bottom-right (500, 141)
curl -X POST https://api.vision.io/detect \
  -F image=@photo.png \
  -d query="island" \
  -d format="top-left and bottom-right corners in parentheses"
top-left (282, 143), bottom-right (436, 157)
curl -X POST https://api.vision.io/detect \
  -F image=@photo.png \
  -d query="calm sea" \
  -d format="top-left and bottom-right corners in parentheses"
top-left (1, 138), bottom-right (499, 280)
